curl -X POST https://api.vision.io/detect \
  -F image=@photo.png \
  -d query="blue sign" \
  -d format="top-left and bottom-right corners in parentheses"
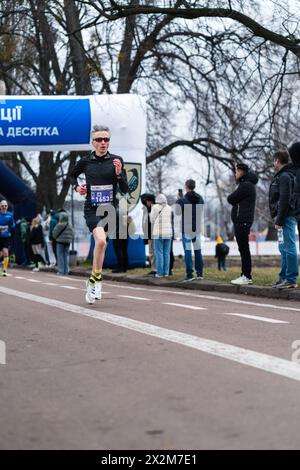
top-left (0, 99), bottom-right (91, 145)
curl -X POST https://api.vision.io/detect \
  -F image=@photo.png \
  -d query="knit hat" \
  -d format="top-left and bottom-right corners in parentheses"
top-left (216, 236), bottom-right (223, 244)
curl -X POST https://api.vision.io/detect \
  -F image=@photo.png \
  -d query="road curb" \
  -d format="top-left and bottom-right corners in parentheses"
top-left (13, 265), bottom-right (300, 302)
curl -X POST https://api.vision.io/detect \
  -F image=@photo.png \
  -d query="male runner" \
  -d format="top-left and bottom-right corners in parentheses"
top-left (70, 125), bottom-right (128, 304)
top-left (0, 200), bottom-right (15, 276)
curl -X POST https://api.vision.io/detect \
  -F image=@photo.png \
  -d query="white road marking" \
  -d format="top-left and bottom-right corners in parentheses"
top-left (118, 295), bottom-right (151, 301)
top-left (47, 275), bottom-right (84, 282)
top-left (26, 279), bottom-right (41, 283)
top-left (164, 302), bottom-right (207, 311)
top-left (1, 285), bottom-right (300, 383)
top-left (15, 276), bottom-right (25, 280)
top-left (105, 283), bottom-right (300, 313)
top-left (222, 313), bottom-right (289, 324)
top-left (44, 282), bottom-right (58, 286)
top-left (60, 285), bottom-right (77, 290)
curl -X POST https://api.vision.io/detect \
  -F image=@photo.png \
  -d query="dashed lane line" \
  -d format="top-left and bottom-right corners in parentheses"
top-left (105, 283), bottom-right (300, 313)
top-left (1, 285), bottom-right (300, 383)
top-left (118, 295), bottom-right (151, 301)
top-left (60, 285), bottom-right (78, 290)
top-left (222, 313), bottom-right (289, 324)
top-left (164, 302), bottom-right (207, 311)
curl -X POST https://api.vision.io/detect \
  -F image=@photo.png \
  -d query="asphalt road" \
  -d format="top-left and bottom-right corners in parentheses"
top-left (1, 268), bottom-right (300, 450)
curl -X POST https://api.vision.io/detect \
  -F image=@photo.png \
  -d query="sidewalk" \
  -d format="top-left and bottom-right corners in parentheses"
top-left (65, 266), bottom-right (300, 302)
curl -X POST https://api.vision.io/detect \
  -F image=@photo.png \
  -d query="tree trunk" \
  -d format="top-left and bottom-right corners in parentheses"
top-left (64, 0), bottom-right (93, 95)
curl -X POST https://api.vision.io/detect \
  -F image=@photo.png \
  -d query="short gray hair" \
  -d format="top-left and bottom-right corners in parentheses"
top-left (91, 125), bottom-right (110, 140)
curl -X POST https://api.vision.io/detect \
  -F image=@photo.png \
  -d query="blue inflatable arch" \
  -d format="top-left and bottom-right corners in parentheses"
top-left (0, 94), bottom-right (147, 267)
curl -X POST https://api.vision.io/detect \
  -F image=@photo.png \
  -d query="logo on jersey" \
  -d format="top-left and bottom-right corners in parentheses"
top-left (117, 162), bottom-right (141, 212)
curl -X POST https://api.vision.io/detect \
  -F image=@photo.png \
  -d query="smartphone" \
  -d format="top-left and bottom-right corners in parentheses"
top-left (178, 189), bottom-right (183, 197)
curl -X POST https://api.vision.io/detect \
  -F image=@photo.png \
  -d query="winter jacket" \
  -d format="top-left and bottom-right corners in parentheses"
top-left (30, 225), bottom-right (44, 246)
top-left (176, 190), bottom-right (204, 234)
top-left (20, 219), bottom-right (30, 243)
top-left (52, 212), bottom-right (74, 244)
top-left (269, 164), bottom-right (296, 226)
top-left (141, 193), bottom-right (155, 241)
top-left (150, 194), bottom-right (172, 239)
top-left (227, 172), bottom-right (258, 224)
top-left (215, 243), bottom-right (230, 258)
top-left (49, 211), bottom-right (60, 241)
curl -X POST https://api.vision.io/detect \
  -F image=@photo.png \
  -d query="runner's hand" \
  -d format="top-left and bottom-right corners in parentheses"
top-left (113, 159), bottom-right (122, 176)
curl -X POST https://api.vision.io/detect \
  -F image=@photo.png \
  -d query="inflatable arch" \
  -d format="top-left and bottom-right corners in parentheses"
top-left (0, 94), bottom-right (147, 267)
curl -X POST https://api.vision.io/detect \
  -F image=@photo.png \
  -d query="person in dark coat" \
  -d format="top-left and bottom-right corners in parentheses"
top-left (269, 149), bottom-right (298, 289)
top-left (141, 193), bottom-right (156, 275)
top-left (227, 163), bottom-right (258, 285)
top-left (288, 142), bottom-right (300, 251)
top-left (176, 179), bottom-right (204, 281)
top-left (30, 216), bottom-right (46, 271)
top-left (112, 207), bottom-right (135, 273)
top-left (52, 212), bottom-right (74, 275)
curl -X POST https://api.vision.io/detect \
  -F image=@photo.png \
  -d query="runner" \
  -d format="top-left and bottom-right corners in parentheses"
top-left (0, 200), bottom-right (15, 276)
top-left (70, 125), bottom-right (128, 304)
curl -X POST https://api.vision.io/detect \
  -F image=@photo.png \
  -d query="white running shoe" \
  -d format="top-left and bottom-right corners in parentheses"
top-left (85, 280), bottom-right (96, 304)
top-left (231, 275), bottom-right (253, 285)
top-left (95, 282), bottom-right (102, 300)
top-left (2, 271), bottom-right (7, 277)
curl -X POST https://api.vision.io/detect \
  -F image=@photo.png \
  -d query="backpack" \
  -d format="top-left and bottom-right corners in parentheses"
top-left (292, 164), bottom-right (300, 218)
top-left (289, 143), bottom-right (300, 218)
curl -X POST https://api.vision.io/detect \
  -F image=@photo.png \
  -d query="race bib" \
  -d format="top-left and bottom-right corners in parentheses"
top-left (0, 225), bottom-right (8, 233)
top-left (90, 185), bottom-right (113, 206)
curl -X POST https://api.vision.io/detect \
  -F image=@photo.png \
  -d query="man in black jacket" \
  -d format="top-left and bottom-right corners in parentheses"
top-left (176, 179), bottom-right (204, 281)
top-left (228, 163), bottom-right (258, 285)
top-left (141, 193), bottom-right (156, 275)
top-left (269, 150), bottom-right (298, 289)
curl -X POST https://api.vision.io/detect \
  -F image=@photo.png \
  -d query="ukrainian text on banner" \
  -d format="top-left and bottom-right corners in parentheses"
top-left (0, 98), bottom-right (91, 146)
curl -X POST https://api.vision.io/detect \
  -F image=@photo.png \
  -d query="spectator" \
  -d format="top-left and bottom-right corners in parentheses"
top-left (150, 193), bottom-right (172, 278)
top-left (52, 212), bottom-right (74, 275)
top-left (289, 142), bottom-right (300, 251)
top-left (169, 211), bottom-right (175, 275)
top-left (112, 207), bottom-right (135, 273)
top-left (269, 149), bottom-right (298, 289)
top-left (141, 193), bottom-right (156, 275)
top-left (215, 236), bottom-right (229, 271)
top-left (19, 217), bottom-right (31, 266)
top-left (48, 210), bottom-right (60, 265)
top-left (30, 216), bottom-right (46, 271)
top-left (228, 163), bottom-right (258, 285)
top-left (176, 179), bottom-right (204, 281)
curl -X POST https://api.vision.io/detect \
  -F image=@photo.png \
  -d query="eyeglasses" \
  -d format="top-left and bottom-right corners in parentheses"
top-left (93, 137), bottom-right (110, 143)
